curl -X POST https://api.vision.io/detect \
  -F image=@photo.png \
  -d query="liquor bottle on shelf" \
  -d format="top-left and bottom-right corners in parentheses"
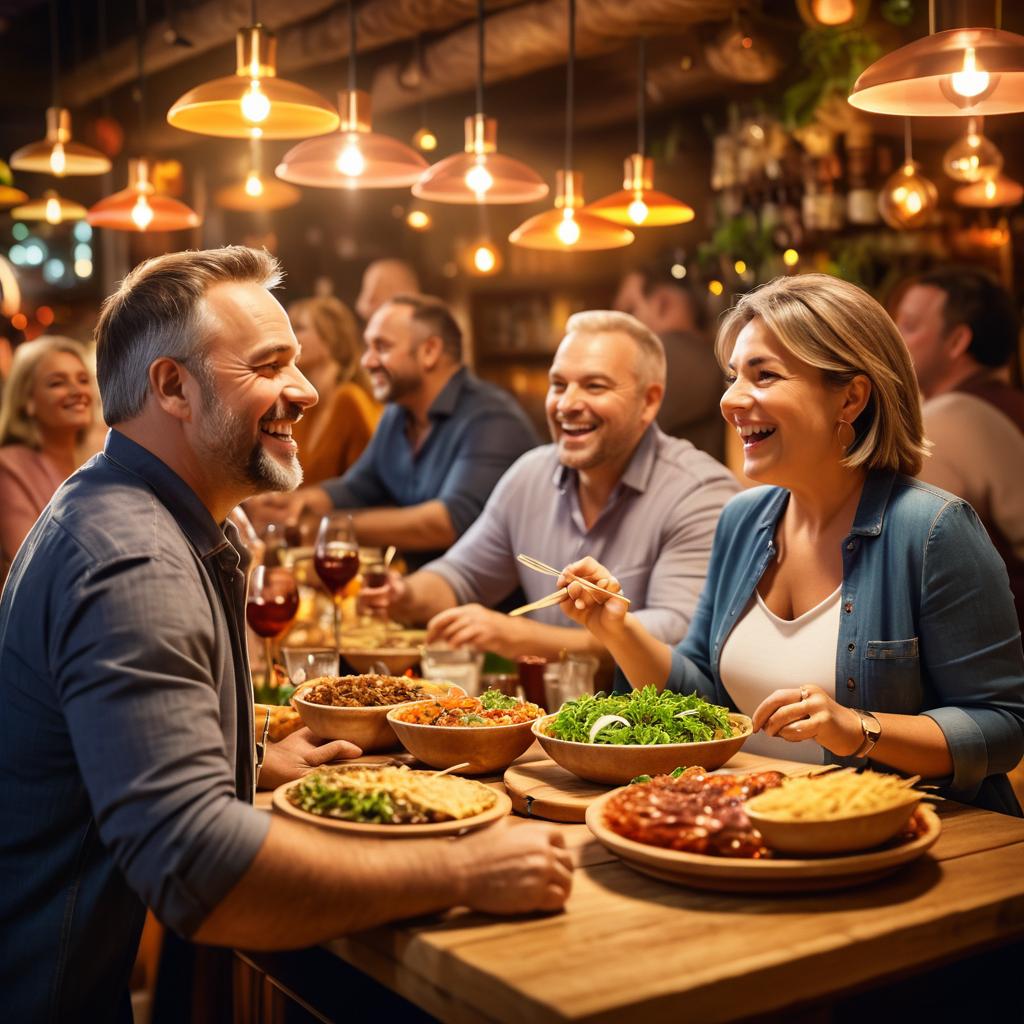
top-left (845, 125), bottom-right (879, 227)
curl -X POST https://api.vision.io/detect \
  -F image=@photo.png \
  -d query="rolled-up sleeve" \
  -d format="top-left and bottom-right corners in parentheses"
top-left (53, 554), bottom-right (269, 936)
top-left (436, 411), bottom-right (537, 537)
top-left (919, 500), bottom-right (1024, 801)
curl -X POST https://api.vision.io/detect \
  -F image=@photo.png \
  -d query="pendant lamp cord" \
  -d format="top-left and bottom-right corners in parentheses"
top-left (996, 0), bottom-right (1002, 29)
top-left (476, 0), bottom-right (485, 116)
top-left (49, 0), bottom-right (60, 107)
top-left (136, 0), bottom-right (148, 148)
top-left (637, 37), bottom-right (646, 159)
top-left (928, 0), bottom-right (935, 34)
top-left (904, 117), bottom-right (913, 165)
top-left (565, 0), bottom-right (575, 173)
top-left (348, 0), bottom-right (357, 92)
top-left (98, 0), bottom-right (111, 117)
top-left (251, 0), bottom-right (258, 25)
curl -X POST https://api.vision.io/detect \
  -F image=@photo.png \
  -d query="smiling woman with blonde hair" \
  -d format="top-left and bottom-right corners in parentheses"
top-left (557, 273), bottom-right (1024, 816)
top-left (0, 334), bottom-right (95, 577)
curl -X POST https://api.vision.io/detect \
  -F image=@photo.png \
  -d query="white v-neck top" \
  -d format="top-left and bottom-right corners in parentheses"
top-left (719, 585), bottom-right (841, 764)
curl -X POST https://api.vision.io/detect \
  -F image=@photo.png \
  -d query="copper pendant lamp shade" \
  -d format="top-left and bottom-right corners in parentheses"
top-left (167, 24), bottom-right (339, 139)
top-left (954, 174), bottom-right (1024, 207)
top-left (413, 114), bottom-right (548, 204)
top-left (588, 154), bottom-right (695, 227)
top-left (276, 90), bottom-right (427, 188)
top-left (217, 171), bottom-right (300, 211)
top-left (11, 107), bottom-right (112, 177)
top-left (12, 189), bottom-right (87, 225)
top-left (88, 159), bottom-right (200, 232)
top-left (0, 184), bottom-right (28, 208)
top-left (509, 170), bottom-right (634, 251)
top-left (849, 27), bottom-right (1024, 116)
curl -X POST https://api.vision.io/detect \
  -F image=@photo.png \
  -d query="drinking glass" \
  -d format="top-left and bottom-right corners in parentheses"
top-left (420, 647), bottom-right (485, 697)
top-left (314, 512), bottom-right (359, 651)
top-left (282, 647), bottom-right (340, 689)
top-left (246, 565), bottom-right (300, 698)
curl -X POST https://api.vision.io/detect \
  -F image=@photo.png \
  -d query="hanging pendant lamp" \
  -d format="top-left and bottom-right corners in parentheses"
top-left (587, 39), bottom-right (694, 227)
top-left (877, 120), bottom-right (938, 229)
top-left (167, 2), bottom-right (338, 139)
top-left (9, 0), bottom-right (111, 176)
top-left (954, 174), bottom-right (1024, 207)
top-left (410, 36), bottom-right (439, 153)
top-left (942, 117), bottom-right (1003, 182)
top-left (510, 0), bottom-right (633, 251)
top-left (12, 189), bottom-right (87, 225)
top-left (849, 1), bottom-right (1024, 116)
top-left (413, 0), bottom-right (547, 204)
top-left (89, 1), bottom-right (201, 232)
top-left (216, 139), bottom-right (300, 211)
top-left (0, 160), bottom-right (28, 208)
top-left (276, 2), bottom-right (426, 189)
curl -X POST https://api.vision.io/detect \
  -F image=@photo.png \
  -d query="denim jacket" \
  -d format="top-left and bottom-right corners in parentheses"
top-left (665, 470), bottom-right (1024, 815)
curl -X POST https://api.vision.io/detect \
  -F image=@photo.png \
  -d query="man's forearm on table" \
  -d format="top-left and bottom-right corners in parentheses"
top-left (350, 500), bottom-right (456, 550)
top-left (395, 571), bottom-right (458, 624)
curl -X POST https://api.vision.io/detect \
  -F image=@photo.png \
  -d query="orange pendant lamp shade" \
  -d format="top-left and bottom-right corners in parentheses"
top-left (167, 25), bottom-right (339, 139)
top-left (11, 189), bottom-right (87, 224)
top-left (849, 28), bottom-right (1024, 116)
top-left (587, 154), bottom-right (694, 226)
top-left (0, 159), bottom-right (28, 209)
top-left (10, 107), bottom-right (112, 176)
top-left (954, 174), bottom-right (1024, 207)
top-left (413, 114), bottom-right (548, 204)
top-left (509, 170), bottom-right (634, 251)
top-left (276, 90), bottom-right (427, 189)
top-left (88, 159), bottom-right (201, 232)
top-left (216, 170), bottom-right (300, 211)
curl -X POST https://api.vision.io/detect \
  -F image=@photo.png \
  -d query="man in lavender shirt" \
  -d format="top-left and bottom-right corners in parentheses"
top-left (362, 310), bottom-right (740, 662)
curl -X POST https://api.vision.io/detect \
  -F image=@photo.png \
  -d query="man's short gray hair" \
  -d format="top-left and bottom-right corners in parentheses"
top-left (564, 309), bottom-right (666, 388)
top-left (95, 246), bottom-right (282, 425)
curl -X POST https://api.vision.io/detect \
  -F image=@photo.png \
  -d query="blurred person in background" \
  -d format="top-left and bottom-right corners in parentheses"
top-left (0, 335), bottom-right (95, 579)
top-left (248, 294), bottom-right (539, 569)
top-left (615, 262), bottom-right (725, 461)
top-left (895, 268), bottom-right (1024, 631)
top-left (355, 258), bottom-right (420, 322)
top-left (288, 295), bottom-right (380, 485)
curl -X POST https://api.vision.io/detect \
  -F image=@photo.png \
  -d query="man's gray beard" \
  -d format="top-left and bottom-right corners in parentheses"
top-left (198, 392), bottom-right (303, 494)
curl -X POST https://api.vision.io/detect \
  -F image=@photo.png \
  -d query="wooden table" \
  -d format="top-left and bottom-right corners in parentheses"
top-left (250, 751), bottom-right (1024, 1023)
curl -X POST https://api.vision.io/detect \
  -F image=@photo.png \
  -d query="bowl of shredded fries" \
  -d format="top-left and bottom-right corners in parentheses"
top-left (387, 690), bottom-right (546, 774)
top-left (744, 769), bottom-right (926, 855)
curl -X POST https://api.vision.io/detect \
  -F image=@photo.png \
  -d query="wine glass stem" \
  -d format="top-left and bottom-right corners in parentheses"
top-left (332, 596), bottom-right (341, 652)
top-left (264, 636), bottom-right (274, 695)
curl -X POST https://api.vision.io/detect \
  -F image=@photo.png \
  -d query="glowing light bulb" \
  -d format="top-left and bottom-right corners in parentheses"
top-left (406, 209), bottom-right (431, 230)
top-left (708, 280), bottom-right (724, 296)
top-left (734, 260), bottom-right (747, 274)
top-left (473, 244), bottom-right (497, 274)
top-left (627, 197), bottom-right (649, 224)
top-left (556, 211), bottom-right (581, 246)
top-left (464, 161), bottom-right (494, 196)
top-left (670, 263), bottom-right (687, 279)
top-left (943, 126), bottom-right (1002, 183)
top-left (904, 191), bottom-right (923, 215)
top-left (244, 171), bottom-right (264, 197)
top-left (45, 196), bottom-right (61, 225)
top-left (413, 127), bottom-right (438, 152)
top-left (810, 0), bottom-right (856, 25)
top-left (783, 248), bottom-right (799, 267)
top-left (878, 161), bottom-right (937, 229)
top-left (240, 80), bottom-right (271, 124)
top-left (986, 179), bottom-right (997, 200)
top-left (130, 195), bottom-right (154, 230)
top-left (950, 47), bottom-right (990, 99)
top-left (50, 142), bottom-right (66, 176)
top-left (336, 140), bottom-right (366, 177)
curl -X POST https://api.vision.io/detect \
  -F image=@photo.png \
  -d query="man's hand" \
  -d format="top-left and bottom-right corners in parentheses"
top-left (245, 487), bottom-right (331, 534)
top-left (427, 603), bottom-right (523, 658)
top-left (454, 820), bottom-right (573, 915)
top-left (357, 570), bottom-right (407, 615)
top-left (257, 727), bottom-right (362, 790)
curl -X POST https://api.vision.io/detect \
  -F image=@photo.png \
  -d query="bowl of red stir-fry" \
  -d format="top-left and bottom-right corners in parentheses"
top-left (387, 690), bottom-right (546, 774)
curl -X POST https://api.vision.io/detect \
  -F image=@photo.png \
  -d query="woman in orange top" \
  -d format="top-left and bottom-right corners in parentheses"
top-left (289, 295), bottom-right (380, 485)
top-left (0, 335), bottom-right (96, 578)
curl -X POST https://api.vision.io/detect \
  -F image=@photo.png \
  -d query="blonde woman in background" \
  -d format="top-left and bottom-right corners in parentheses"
top-left (289, 295), bottom-right (380, 485)
top-left (0, 335), bottom-right (95, 576)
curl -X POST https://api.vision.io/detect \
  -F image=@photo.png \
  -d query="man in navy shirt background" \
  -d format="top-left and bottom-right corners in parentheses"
top-left (249, 294), bottom-right (538, 568)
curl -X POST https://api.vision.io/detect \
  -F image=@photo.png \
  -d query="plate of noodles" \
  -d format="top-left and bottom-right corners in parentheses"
top-left (585, 766), bottom-right (940, 892)
top-left (273, 763), bottom-right (511, 837)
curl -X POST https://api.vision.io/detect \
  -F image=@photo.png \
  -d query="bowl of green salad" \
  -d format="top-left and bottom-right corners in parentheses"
top-left (532, 686), bottom-right (752, 785)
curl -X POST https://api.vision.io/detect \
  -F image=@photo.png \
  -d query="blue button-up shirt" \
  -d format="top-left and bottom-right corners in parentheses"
top-left (0, 431), bottom-right (270, 1023)
top-left (322, 367), bottom-right (539, 567)
top-left (665, 470), bottom-right (1024, 814)
top-left (423, 426), bottom-right (740, 642)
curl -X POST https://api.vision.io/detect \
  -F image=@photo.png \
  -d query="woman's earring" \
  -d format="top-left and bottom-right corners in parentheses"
top-left (836, 420), bottom-right (856, 451)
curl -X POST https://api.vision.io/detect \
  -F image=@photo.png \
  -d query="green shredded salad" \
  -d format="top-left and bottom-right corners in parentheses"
top-left (546, 686), bottom-right (734, 745)
top-left (479, 688), bottom-right (520, 711)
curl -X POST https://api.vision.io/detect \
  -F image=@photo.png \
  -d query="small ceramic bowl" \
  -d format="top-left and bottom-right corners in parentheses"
top-left (387, 709), bottom-right (538, 775)
top-left (531, 713), bottom-right (752, 786)
top-left (292, 679), bottom-right (463, 753)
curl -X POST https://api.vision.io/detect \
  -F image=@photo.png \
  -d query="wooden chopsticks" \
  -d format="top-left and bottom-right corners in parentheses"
top-left (508, 553), bottom-right (631, 617)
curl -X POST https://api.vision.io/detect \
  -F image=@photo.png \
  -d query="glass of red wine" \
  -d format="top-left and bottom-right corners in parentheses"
top-left (362, 554), bottom-right (390, 626)
top-left (246, 565), bottom-right (300, 699)
top-left (314, 512), bottom-right (359, 651)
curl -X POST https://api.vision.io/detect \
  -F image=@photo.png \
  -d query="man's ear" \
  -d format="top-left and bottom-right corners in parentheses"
top-left (418, 333), bottom-right (445, 371)
top-left (945, 323), bottom-right (974, 361)
top-left (148, 357), bottom-right (193, 422)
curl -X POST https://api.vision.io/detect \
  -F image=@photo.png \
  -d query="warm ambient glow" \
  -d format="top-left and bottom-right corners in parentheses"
top-left (954, 174), bottom-right (1024, 207)
top-left (130, 195), bottom-right (154, 230)
top-left (49, 143), bottom-right (66, 176)
top-left (472, 243), bottom-right (498, 274)
top-left (406, 209), bottom-right (431, 230)
top-left (335, 140), bottom-right (367, 178)
top-left (811, 0), bottom-right (855, 25)
top-left (244, 170), bottom-right (264, 197)
top-left (627, 198), bottom-right (649, 224)
top-left (671, 263), bottom-right (686, 279)
top-left (734, 260), bottom-right (747, 274)
top-left (943, 120), bottom-right (1003, 182)
top-left (45, 196), bottom-right (61, 225)
top-left (783, 248), bottom-right (799, 267)
top-left (240, 80), bottom-right (272, 125)
top-left (878, 161), bottom-right (938, 228)
top-left (464, 161), bottom-right (494, 197)
top-left (708, 280), bottom-right (724, 296)
top-left (950, 47), bottom-right (990, 99)
top-left (413, 127), bottom-right (438, 152)
top-left (556, 210), bottom-right (582, 246)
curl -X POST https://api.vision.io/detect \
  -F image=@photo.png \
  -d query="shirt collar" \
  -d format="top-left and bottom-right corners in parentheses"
top-left (102, 429), bottom-right (235, 560)
top-left (552, 424), bottom-right (661, 494)
top-left (427, 366), bottom-right (469, 420)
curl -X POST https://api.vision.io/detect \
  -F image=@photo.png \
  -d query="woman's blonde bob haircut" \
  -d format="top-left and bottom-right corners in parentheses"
top-left (715, 274), bottom-right (928, 477)
top-left (0, 335), bottom-right (93, 450)
top-left (288, 295), bottom-right (368, 390)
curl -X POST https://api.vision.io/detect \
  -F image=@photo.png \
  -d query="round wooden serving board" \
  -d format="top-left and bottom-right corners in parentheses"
top-left (503, 758), bottom-right (613, 823)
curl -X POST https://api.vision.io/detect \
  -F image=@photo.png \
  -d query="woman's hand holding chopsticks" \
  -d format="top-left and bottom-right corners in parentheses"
top-left (556, 557), bottom-right (630, 635)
